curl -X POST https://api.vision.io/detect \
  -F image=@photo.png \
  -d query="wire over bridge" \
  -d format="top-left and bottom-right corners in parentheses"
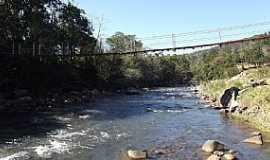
top-left (2, 34), bottom-right (270, 57)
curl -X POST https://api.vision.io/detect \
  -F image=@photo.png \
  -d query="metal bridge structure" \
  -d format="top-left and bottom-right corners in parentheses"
top-left (2, 21), bottom-right (270, 57)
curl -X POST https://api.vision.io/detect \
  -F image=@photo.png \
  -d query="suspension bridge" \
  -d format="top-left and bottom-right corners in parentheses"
top-left (2, 21), bottom-right (270, 57)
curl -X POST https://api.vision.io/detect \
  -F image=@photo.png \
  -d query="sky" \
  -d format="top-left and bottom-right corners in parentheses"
top-left (74, 0), bottom-right (270, 49)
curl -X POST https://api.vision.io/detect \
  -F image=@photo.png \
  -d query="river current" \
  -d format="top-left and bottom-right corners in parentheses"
top-left (0, 87), bottom-right (270, 160)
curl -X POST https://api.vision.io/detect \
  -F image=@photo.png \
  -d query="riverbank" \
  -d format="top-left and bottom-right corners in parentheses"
top-left (0, 86), bottom-right (147, 113)
top-left (2, 87), bottom-right (270, 160)
top-left (199, 66), bottom-right (270, 132)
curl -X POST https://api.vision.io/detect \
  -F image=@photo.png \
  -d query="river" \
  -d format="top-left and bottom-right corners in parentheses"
top-left (0, 87), bottom-right (270, 160)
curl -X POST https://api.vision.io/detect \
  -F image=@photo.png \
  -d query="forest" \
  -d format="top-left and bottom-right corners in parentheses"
top-left (1, 0), bottom-right (270, 99)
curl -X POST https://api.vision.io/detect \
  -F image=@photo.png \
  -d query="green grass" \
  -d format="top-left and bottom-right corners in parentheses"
top-left (201, 66), bottom-right (270, 131)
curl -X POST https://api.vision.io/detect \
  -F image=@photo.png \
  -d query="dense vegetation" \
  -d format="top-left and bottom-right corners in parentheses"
top-left (1, 0), bottom-right (270, 99)
top-left (190, 39), bottom-right (270, 82)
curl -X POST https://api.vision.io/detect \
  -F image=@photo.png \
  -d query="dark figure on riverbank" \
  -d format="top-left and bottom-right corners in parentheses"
top-left (220, 87), bottom-right (241, 108)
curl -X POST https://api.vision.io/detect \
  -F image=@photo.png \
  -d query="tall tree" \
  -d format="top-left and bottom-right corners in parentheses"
top-left (106, 32), bottom-right (143, 53)
top-left (59, 2), bottom-right (95, 55)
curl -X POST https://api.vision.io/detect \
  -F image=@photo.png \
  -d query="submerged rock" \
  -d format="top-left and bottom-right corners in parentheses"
top-left (202, 140), bottom-right (225, 153)
top-left (223, 153), bottom-right (237, 160)
top-left (153, 149), bottom-right (167, 155)
top-left (213, 151), bottom-right (224, 157)
top-left (207, 154), bottom-right (221, 160)
top-left (127, 150), bottom-right (147, 159)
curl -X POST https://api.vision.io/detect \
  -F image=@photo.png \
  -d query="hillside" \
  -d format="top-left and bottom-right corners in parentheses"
top-left (200, 66), bottom-right (270, 131)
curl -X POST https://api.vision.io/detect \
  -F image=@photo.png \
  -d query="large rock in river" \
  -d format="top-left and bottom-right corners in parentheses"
top-left (127, 150), bottom-right (147, 159)
top-left (220, 87), bottom-right (240, 110)
top-left (202, 140), bottom-right (225, 153)
top-left (242, 132), bottom-right (263, 145)
top-left (207, 154), bottom-right (221, 160)
top-left (223, 153), bottom-right (237, 160)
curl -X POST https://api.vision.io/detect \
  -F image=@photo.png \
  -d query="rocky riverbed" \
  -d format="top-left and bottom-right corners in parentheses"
top-left (1, 87), bottom-right (270, 160)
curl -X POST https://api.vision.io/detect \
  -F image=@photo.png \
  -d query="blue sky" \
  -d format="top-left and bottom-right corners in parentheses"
top-left (74, 0), bottom-right (270, 49)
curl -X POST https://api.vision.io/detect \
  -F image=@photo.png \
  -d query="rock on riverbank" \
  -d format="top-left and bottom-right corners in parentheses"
top-left (198, 67), bottom-right (270, 132)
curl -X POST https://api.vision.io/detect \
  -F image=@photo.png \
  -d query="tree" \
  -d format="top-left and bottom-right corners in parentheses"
top-left (59, 2), bottom-right (96, 55)
top-left (106, 32), bottom-right (143, 53)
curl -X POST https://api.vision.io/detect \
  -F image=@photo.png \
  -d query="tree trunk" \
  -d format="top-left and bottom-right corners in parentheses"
top-left (12, 39), bottom-right (15, 55)
top-left (33, 42), bottom-right (36, 56)
top-left (18, 43), bottom-right (21, 55)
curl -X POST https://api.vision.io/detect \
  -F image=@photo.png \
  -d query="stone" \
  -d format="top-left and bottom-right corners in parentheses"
top-left (220, 87), bottom-right (240, 108)
top-left (242, 134), bottom-right (263, 145)
top-left (127, 150), bottom-right (147, 159)
top-left (223, 153), bottom-right (237, 160)
top-left (153, 149), bottom-right (167, 155)
top-left (202, 140), bottom-right (225, 153)
top-left (228, 149), bottom-right (237, 154)
top-left (249, 79), bottom-right (267, 87)
top-left (213, 151), bottom-right (224, 156)
top-left (79, 115), bottom-right (90, 120)
top-left (119, 152), bottom-right (130, 160)
top-left (145, 107), bottom-right (153, 112)
top-left (251, 131), bottom-right (262, 136)
top-left (207, 154), bottom-right (221, 160)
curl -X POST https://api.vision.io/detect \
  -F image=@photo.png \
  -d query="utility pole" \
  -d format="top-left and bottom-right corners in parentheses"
top-left (218, 31), bottom-right (222, 42)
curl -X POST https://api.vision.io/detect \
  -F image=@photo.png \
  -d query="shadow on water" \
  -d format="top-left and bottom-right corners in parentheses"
top-left (0, 111), bottom-right (67, 144)
top-left (0, 93), bottom-right (159, 144)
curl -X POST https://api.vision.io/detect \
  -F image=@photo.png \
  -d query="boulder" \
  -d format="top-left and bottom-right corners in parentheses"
top-left (127, 150), bottom-right (147, 160)
top-left (251, 131), bottom-right (262, 136)
top-left (220, 87), bottom-right (240, 109)
top-left (223, 153), bottom-right (237, 160)
top-left (242, 133), bottom-right (263, 145)
top-left (207, 154), bottom-right (221, 160)
top-left (202, 140), bottom-right (225, 153)
top-left (153, 149), bottom-right (167, 155)
top-left (213, 151), bottom-right (224, 157)
top-left (79, 115), bottom-right (90, 120)
top-left (249, 79), bottom-right (267, 87)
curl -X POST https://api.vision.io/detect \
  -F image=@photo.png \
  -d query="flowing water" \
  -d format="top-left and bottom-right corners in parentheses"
top-left (0, 87), bottom-right (270, 160)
